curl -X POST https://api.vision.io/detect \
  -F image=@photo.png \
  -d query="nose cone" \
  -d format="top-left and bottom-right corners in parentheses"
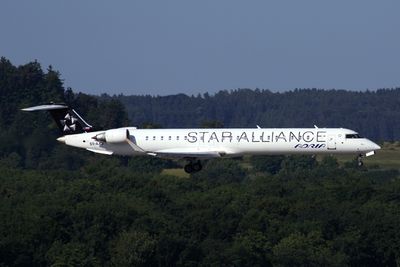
top-left (373, 143), bottom-right (381, 150)
top-left (369, 140), bottom-right (381, 150)
top-left (57, 136), bottom-right (66, 144)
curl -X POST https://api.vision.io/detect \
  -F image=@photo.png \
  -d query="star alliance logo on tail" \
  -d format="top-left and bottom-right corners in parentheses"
top-left (60, 113), bottom-right (78, 132)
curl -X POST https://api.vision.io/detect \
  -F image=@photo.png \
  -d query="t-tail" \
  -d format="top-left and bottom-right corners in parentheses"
top-left (21, 103), bottom-right (93, 135)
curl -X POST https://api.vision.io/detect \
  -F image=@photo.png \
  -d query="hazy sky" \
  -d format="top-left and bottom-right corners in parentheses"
top-left (1, 1), bottom-right (399, 95)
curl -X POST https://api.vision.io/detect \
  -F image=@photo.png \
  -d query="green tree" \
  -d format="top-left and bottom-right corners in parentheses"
top-left (46, 241), bottom-right (98, 267)
top-left (200, 120), bottom-right (224, 128)
top-left (193, 159), bottom-right (247, 185)
top-left (280, 155), bottom-right (317, 173)
top-left (272, 231), bottom-right (346, 266)
top-left (251, 155), bottom-right (285, 174)
top-left (110, 231), bottom-right (157, 267)
top-left (227, 230), bottom-right (273, 266)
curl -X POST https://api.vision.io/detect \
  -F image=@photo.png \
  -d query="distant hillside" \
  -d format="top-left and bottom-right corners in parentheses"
top-left (0, 57), bottom-right (128, 168)
top-left (1, 56), bottom-right (398, 144)
top-left (2, 59), bottom-right (400, 267)
top-left (110, 89), bottom-right (400, 141)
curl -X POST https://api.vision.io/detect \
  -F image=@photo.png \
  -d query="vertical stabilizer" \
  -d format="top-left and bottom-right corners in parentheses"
top-left (21, 104), bottom-right (93, 135)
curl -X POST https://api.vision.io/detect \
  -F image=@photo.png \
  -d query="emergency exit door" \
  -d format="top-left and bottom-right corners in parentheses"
top-left (327, 135), bottom-right (336, 150)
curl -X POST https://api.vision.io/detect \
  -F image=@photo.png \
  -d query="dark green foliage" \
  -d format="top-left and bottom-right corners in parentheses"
top-left (114, 88), bottom-right (400, 141)
top-left (140, 122), bottom-right (163, 129)
top-left (251, 155), bottom-right (285, 174)
top-left (127, 156), bottom-right (178, 173)
top-left (110, 230), bottom-right (157, 266)
top-left (192, 159), bottom-right (247, 185)
top-left (226, 230), bottom-right (273, 266)
top-left (1, 159), bottom-right (399, 266)
top-left (0, 57), bottom-right (129, 168)
top-left (319, 155), bottom-right (339, 169)
top-left (200, 120), bottom-right (224, 128)
top-left (281, 155), bottom-right (318, 173)
top-left (1, 57), bottom-right (400, 266)
top-left (272, 231), bottom-right (346, 266)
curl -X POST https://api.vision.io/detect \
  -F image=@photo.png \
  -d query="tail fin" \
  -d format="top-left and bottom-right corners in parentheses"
top-left (22, 103), bottom-right (93, 135)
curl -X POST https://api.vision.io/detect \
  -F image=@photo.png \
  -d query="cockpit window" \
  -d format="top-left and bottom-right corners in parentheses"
top-left (346, 134), bottom-right (362, 139)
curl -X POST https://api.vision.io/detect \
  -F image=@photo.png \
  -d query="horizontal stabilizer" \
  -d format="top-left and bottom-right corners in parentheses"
top-left (21, 104), bottom-right (68, 111)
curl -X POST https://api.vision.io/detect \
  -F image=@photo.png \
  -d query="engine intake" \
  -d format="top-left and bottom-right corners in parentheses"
top-left (93, 129), bottom-right (129, 143)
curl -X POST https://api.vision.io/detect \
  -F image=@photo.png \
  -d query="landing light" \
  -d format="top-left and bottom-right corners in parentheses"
top-left (366, 151), bottom-right (375, 157)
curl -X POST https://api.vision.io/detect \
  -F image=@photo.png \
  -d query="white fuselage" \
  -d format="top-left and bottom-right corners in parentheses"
top-left (60, 127), bottom-right (381, 158)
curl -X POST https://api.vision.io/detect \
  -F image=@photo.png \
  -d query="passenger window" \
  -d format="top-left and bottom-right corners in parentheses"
top-left (177, 136), bottom-right (179, 141)
top-left (169, 136), bottom-right (172, 140)
top-left (145, 136), bottom-right (149, 141)
top-left (153, 136), bottom-right (156, 141)
top-left (161, 136), bottom-right (164, 140)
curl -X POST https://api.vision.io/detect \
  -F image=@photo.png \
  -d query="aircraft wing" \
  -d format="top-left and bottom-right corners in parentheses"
top-left (147, 148), bottom-right (224, 159)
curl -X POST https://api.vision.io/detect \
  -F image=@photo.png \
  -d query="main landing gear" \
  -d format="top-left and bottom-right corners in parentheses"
top-left (184, 160), bottom-right (203, 174)
top-left (357, 154), bottom-right (364, 167)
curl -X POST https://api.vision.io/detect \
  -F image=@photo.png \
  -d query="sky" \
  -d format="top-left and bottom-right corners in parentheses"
top-left (1, 0), bottom-right (400, 96)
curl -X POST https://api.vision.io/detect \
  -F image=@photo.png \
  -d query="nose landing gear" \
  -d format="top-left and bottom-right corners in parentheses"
top-left (357, 154), bottom-right (364, 167)
top-left (184, 160), bottom-right (203, 174)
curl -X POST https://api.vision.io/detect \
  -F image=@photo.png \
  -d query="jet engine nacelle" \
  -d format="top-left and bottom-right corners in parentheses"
top-left (93, 128), bottom-right (129, 143)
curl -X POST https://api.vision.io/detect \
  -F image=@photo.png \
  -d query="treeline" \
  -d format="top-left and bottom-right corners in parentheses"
top-left (1, 58), bottom-right (400, 266)
top-left (0, 57), bottom-right (128, 169)
top-left (110, 88), bottom-right (400, 141)
top-left (1, 156), bottom-right (399, 266)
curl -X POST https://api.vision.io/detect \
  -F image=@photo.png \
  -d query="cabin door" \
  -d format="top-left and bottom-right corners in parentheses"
top-left (327, 135), bottom-right (336, 150)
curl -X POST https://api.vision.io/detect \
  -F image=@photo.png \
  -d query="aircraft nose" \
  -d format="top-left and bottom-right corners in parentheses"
top-left (373, 143), bottom-right (381, 150)
top-left (57, 136), bottom-right (66, 144)
top-left (370, 141), bottom-right (381, 150)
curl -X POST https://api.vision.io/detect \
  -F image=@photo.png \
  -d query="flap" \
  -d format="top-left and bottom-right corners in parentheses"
top-left (149, 148), bottom-right (223, 159)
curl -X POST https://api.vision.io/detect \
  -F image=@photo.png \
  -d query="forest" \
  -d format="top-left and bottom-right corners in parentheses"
top-left (111, 87), bottom-right (400, 142)
top-left (1, 58), bottom-right (399, 266)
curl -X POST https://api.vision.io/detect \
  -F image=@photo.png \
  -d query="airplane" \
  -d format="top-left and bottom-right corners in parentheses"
top-left (22, 103), bottom-right (381, 173)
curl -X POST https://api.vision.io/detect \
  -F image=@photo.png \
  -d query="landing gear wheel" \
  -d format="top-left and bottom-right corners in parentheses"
top-left (184, 164), bottom-right (195, 174)
top-left (192, 161), bottom-right (202, 172)
top-left (357, 154), bottom-right (364, 167)
top-left (184, 160), bottom-right (203, 174)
